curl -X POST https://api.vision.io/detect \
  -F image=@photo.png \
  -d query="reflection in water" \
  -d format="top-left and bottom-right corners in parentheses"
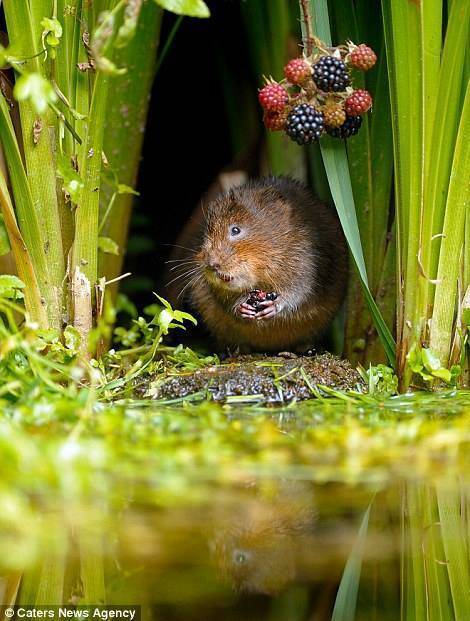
top-left (1, 478), bottom-right (470, 620)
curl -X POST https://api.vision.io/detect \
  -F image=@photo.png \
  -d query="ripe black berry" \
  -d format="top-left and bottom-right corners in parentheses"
top-left (285, 104), bottom-right (324, 145)
top-left (312, 56), bottom-right (350, 92)
top-left (326, 114), bottom-right (362, 139)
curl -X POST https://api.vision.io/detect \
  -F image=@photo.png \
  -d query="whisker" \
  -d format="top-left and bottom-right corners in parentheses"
top-left (165, 267), bottom-right (200, 288)
top-left (163, 243), bottom-right (196, 253)
top-left (178, 273), bottom-right (202, 301)
top-left (168, 260), bottom-right (199, 272)
top-left (165, 257), bottom-right (197, 264)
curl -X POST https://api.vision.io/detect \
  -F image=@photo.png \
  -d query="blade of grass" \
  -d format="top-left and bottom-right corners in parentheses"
top-left (331, 502), bottom-right (372, 621)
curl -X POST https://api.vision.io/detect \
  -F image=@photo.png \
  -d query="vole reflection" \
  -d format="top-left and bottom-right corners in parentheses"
top-left (211, 480), bottom-right (316, 595)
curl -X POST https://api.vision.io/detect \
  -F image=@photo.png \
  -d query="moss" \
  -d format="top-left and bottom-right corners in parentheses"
top-left (141, 353), bottom-right (363, 404)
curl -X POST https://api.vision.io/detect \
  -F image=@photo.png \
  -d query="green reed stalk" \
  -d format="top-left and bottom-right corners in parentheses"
top-left (3, 0), bottom-right (65, 331)
top-left (430, 84), bottom-right (470, 366)
top-left (99, 3), bottom-right (163, 297)
top-left (382, 0), bottom-right (469, 387)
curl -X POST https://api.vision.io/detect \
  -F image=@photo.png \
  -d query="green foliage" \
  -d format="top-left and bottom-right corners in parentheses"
top-left (363, 364), bottom-right (398, 396)
top-left (0, 274), bottom-right (25, 300)
top-left (154, 0), bottom-right (210, 18)
top-left (13, 72), bottom-right (58, 114)
top-left (407, 345), bottom-right (461, 385)
top-left (0, 216), bottom-right (11, 256)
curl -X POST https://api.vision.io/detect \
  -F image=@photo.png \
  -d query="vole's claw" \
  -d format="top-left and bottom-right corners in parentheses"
top-left (237, 302), bottom-right (257, 319)
top-left (255, 299), bottom-right (279, 320)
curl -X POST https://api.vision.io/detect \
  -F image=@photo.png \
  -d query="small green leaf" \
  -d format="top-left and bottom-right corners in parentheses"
top-left (154, 0), bottom-right (210, 18)
top-left (115, 0), bottom-right (143, 48)
top-left (116, 293), bottom-right (138, 318)
top-left (158, 308), bottom-right (174, 333)
top-left (0, 215), bottom-right (11, 256)
top-left (0, 274), bottom-right (25, 300)
top-left (13, 73), bottom-right (57, 114)
top-left (432, 368), bottom-right (452, 383)
top-left (422, 348), bottom-right (442, 373)
top-left (117, 184), bottom-right (139, 196)
top-left (406, 345), bottom-right (423, 373)
top-left (98, 236), bottom-right (119, 255)
top-left (95, 56), bottom-right (127, 75)
top-left (56, 154), bottom-right (84, 203)
top-left (41, 17), bottom-right (63, 59)
top-left (64, 325), bottom-right (81, 352)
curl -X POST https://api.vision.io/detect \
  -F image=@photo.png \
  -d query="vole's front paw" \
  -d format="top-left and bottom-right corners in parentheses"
top-left (255, 299), bottom-right (281, 320)
top-left (237, 302), bottom-right (257, 320)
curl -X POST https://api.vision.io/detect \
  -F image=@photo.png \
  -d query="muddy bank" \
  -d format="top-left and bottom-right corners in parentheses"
top-left (141, 353), bottom-right (363, 404)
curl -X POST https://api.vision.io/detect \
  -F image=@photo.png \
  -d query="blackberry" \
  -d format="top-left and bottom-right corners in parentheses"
top-left (258, 82), bottom-right (289, 113)
top-left (263, 110), bottom-right (287, 132)
top-left (350, 44), bottom-right (377, 71)
top-left (285, 103), bottom-right (324, 145)
top-left (246, 289), bottom-right (278, 311)
top-left (345, 89), bottom-right (372, 115)
top-left (323, 103), bottom-right (346, 128)
top-left (284, 58), bottom-right (311, 85)
top-left (312, 55), bottom-right (350, 92)
top-left (326, 114), bottom-right (362, 139)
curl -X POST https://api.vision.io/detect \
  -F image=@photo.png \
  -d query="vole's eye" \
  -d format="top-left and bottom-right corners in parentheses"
top-left (230, 226), bottom-right (241, 237)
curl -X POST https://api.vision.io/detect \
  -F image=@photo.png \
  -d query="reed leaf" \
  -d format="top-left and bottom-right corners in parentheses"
top-left (301, 0), bottom-right (396, 366)
top-left (421, 0), bottom-right (468, 293)
top-left (430, 82), bottom-right (470, 365)
top-left (3, 0), bottom-right (65, 329)
top-left (331, 503), bottom-right (371, 621)
top-left (100, 2), bottom-right (163, 297)
top-left (436, 483), bottom-right (470, 621)
top-left (0, 173), bottom-right (48, 327)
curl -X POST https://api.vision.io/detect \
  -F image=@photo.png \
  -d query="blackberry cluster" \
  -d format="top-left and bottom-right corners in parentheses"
top-left (312, 56), bottom-right (350, 92)
top-left (285, 104), bottom-right (324, 145)
top-left (258, 39), bottom-right (377, 144)
top-left (246, 289), bottom-right (278, 311)
top-left (326, 115), bottom-right (362, 139)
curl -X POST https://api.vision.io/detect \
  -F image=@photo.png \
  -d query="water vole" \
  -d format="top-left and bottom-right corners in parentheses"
top-left (178, 176), bottom-right (348, 352)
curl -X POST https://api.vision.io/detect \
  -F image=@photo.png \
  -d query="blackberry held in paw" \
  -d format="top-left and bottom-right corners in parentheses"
top-left (188, 177), bottom-right (348, 353)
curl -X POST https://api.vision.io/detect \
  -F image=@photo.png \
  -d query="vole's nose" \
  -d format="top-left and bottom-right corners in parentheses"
top-left (208, 259), bottom-right (220, 271)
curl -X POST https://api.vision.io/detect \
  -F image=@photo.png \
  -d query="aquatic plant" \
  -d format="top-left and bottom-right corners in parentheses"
top-left (0, 0), bottom-right (209, 349)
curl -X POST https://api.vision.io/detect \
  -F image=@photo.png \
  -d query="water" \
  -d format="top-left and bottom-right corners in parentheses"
top-left (1, 391), bottom-right (469, 620)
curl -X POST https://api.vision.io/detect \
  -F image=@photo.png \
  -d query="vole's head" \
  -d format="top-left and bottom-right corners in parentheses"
top-left (198, 184), bottom-right (291, 292)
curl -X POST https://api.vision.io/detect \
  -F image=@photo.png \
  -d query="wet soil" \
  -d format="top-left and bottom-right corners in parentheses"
top-left (141, 353), bottom-right (363, 404)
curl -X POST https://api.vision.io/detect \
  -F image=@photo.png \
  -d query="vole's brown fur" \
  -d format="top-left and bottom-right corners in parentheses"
top-left (184, 176), bottom-right (348, 352)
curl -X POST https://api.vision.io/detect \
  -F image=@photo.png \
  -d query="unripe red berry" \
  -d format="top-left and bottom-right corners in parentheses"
top-left (350, 44), bottom-right (377, 71)
top-left (284, 58), bottom-right (312, 85)
top-left (258, 82), bottom-right (289, 113)
top-left (345, 89), bottom-right (373, 115)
